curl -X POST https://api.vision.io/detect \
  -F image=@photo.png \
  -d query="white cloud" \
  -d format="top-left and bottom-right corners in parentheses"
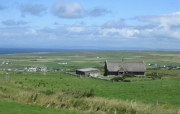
top-left (88, 7), bottom-right (111, 17)
top-left (2, 32), bottom-right (10, 37)
top-left (99, 28), bottom-right (139, 38)
top-left (133, 12), bottom-right (180, 40)
top-left (2, 20), bottom-right (29, 26)
top-left (0, 4), bottom-right (6, 10)
top-left (2, 20), bottom-right (16, 26)
top-left (137, 27), bottom-right (180, 40)
top-left (101, 19), bottom-right (125, 28)
top-left (25, 29), bottom-right (37, 35)
top-left (0, 27), bottom-right (27, 37)
top-left (53, 1), bottom-right (85, 18)
top-left (0, 11), bottom-right (179, 49)
top-left (20, 4), bottom-right (47, 17)
top-left (65, 26), bottom-right (85, 33)
top-left (152, 26), bottom-right (180, 39)
top-left (136, 12), bottom-right (180, 27)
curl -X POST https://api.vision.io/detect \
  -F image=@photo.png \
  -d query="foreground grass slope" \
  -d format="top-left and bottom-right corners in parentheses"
top-left (0, 73), bottom-right (180, 113)
top-left (6, 73), bottom-right (180, 105)
top-left (0, 100), bottom-right (79, 114)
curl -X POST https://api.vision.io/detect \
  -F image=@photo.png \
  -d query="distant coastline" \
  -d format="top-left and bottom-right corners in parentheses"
top-left (0, 48), bottom-right (106, 55)
top-left (0, 48), bottom-right (78, 55)
top-left (0, 48), bottom-right (179, 55)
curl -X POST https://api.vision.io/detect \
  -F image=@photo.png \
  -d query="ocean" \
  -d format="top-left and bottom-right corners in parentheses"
top-left (0, 48), bottom-right (104, 55)
top-left (0, 48), bottom-right (79, 54)
top-left (1, 48), bottom-right (178, 55)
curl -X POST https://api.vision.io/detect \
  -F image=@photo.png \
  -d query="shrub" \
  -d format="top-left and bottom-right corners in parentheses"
top-left (19, 81), bottom-right (23, 84)
top-left (28, 94), bottom-right (38, 102)
top-left (123, 80), bottom-right (131, 82)
top-left (41, 89), bottom-right (55, 95)
top-left (85, 88), bottom-right (95, 98)
top-left (33, 94), bottom-right (38, 102)
top-left (146, 72), bottom-right (163, 79)
top-left (146, 72), bottom-right (157, 76)
top-left (111, 77), bottom-right (124, 82)
top-left (65, 89), bottom-right (95, 98)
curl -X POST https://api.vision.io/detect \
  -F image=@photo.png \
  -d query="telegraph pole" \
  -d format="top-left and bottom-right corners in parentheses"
top-left (156, 55), bottom-right (159, 77)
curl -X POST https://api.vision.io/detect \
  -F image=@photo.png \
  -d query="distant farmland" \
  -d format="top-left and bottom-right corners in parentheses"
top-left (0, 51), bottom-right (180, 114)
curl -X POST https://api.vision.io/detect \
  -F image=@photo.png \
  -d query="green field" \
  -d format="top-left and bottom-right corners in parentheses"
top-left (0, 51), bottom-right (180, 114)
top-left (0, 100), bottom-right (79, 114)
top-left (0, 51), bottom-right (180, 72)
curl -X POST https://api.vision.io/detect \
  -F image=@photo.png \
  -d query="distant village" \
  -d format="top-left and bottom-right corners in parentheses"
top-left (0, 60), bottom-right (60, 73)
top-left (1, 59), bottom-right (180, 77)
top-left (147, 63), bottom-right (180, 70)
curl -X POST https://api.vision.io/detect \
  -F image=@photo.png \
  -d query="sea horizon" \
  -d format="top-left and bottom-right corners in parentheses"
top-left (0, 47), bottom-right (179, 55)
top-left (0, 48), bottom-right (98, 55)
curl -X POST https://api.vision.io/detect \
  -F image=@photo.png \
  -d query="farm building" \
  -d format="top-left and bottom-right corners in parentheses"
top-left (76, 68), bottom-right (100, 77)
top-left (104, 60), bottom-right (146, 76)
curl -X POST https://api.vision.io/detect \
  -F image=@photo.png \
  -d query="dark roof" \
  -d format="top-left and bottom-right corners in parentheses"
top-left (106, 60), bottom-right (122, 72)
top-left (106, 60), bottom-right (146, 72)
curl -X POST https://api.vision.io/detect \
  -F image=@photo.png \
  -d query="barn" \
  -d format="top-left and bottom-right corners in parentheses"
top-left (104, 60), bottom-right (146, 76)
top-left (76, 68), bottom-right (100, 77)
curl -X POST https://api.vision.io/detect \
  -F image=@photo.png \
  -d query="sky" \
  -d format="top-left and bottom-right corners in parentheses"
top-left (0, 0), bottom-right (180, 50)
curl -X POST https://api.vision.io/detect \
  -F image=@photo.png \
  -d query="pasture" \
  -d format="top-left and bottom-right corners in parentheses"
top-left (0, 100), bottom-right (79, 114)
top-left (0, 51), bottom-right (180, 113)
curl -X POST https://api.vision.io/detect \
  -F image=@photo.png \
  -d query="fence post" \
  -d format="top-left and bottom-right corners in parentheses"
top-left (114, 109), bottom-right (116, 114)
top-left (131, 100), bottom-right (134, 109)
top-left (156, 99), bottom-right (158, 105)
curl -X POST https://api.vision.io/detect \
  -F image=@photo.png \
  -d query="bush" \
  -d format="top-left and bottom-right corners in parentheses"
top-left (65, 89), bottom-right (95, 98)
top-left (111, 77), bottom-right (124, 82)
top-left (123, 80), bottom-right (131, 82)
top-left (146, 72), bottom-right (163, 79)
top-left (85, 88), bottom-right (95, 97)
top-left (28, 94), bottom-right (38, 102)
top-left (41, 89), bottom-right (55, 95)
top-left (146, 72), bottom-right (157, 76)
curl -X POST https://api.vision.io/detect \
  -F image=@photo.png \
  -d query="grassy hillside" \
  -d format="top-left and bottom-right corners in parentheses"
top-left (1, 73), bottom-right (180, 105)
top-left (0, 100), bottom-right (79, 114)
top-left (0, 51), bottom-right (180, 113)
top-left (0, 72), bottom-right (180, 113)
